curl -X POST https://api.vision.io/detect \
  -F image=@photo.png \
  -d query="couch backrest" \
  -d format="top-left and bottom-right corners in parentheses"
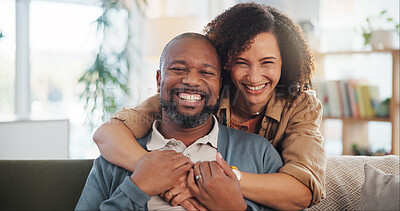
top-left (0, 159), bottom-right (94, 210)
top-left (308, 155), bottom-right (400, 210)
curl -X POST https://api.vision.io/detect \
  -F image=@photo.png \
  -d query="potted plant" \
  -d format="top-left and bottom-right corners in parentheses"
top-left (361, 10), bottom-right (399, 50)
top-left (78, 0), bottom-right (146, 127)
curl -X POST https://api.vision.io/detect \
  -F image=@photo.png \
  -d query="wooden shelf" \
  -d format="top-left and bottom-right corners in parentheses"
top-left (315, 49), bottom-right (400, 56)
top-left (317, 49), bottom-right (399, 155)
top-left (323, 116), bottom-right (391, 122)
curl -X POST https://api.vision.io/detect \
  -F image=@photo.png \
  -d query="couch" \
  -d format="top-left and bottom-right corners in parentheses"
top-left (0, 156), bottom-right (399, 210)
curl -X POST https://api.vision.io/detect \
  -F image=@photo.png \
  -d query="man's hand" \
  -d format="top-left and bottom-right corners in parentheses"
top-left (130, 150), bottom-right (193, 196)
top-left (161, 173), bottom-right (192, 206)
top-left (187, 153), bottom-right (247, 210)
top-left (160, 171), bottom-right (207, 210)
top-left (178, 198), bottom-right (208, 211)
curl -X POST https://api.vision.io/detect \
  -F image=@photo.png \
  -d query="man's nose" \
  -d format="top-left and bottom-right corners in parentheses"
top-left (182, 71), bottom-right (201, 87)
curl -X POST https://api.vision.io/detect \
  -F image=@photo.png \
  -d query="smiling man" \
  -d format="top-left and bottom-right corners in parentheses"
top-left (76, 33), bottom-right (282, 211)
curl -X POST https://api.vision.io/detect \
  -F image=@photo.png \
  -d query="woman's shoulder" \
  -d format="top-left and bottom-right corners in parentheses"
top-left (292, 90), bottom-right (321, 108)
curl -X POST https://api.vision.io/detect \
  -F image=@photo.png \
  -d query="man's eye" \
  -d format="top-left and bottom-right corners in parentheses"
top-left (236, 61), bottom-right (247, 65)
top-left (201, 71), bottom-right (215, 76)
top-left (171, 67), bottom-right (185, 71)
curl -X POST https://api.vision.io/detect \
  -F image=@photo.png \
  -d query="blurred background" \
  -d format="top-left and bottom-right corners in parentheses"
top-left (0, 0), bottom-right (399, 159)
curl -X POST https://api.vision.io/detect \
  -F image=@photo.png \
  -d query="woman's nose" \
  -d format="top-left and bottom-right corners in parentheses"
top-left (247, 65), bottom-right (262, 83)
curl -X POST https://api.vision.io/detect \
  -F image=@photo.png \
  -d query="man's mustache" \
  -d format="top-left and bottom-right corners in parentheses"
top-left (169, 87), bottom-right (211, 104)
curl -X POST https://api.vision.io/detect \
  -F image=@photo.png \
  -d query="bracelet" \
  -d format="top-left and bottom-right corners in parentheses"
top-left (230, 166), bottom-right (242, 181)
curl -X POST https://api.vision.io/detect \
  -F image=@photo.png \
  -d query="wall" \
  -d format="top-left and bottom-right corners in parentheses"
top-left (0, 119), bottom-right (69, 159)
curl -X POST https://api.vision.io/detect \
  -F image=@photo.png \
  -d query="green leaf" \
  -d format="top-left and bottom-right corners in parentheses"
top-left (0, 32), bottom-right (3, 39)
top-left (380, 10), bottom-right (387, 15)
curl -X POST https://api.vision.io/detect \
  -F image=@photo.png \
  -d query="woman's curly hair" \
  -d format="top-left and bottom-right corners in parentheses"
top-left (204, 3), bottom-right (315, 101)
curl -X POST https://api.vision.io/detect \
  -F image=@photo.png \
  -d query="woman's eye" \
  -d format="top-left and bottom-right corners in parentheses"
top-left (262, 61), bottom-right (273, 65)
top-left (235, 61), bottom-right (247, 65)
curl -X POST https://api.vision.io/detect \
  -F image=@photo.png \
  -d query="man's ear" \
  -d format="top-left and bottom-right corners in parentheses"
top-left (156, 70), bottom-right (161, 93)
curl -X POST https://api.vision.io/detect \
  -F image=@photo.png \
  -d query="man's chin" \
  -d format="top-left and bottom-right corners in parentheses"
top-left (175, 106), bottom-right (205, 117)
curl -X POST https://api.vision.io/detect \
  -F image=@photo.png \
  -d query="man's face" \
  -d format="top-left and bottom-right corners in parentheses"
top-left (157, 38), bottom-right (221, 128)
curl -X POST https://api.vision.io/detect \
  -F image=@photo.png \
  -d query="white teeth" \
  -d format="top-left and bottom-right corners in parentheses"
top-left (178, 93), bottom-right (202, 102)
top-left (245, 83), bottom-right (267, 91)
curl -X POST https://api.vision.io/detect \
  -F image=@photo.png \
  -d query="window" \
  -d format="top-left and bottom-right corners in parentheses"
top-left (30, 1), bottom-right (102, 158)
top-left (0, 0), bottom-right (16, 116)
top-left (1, 0), bottom-right (102, 158)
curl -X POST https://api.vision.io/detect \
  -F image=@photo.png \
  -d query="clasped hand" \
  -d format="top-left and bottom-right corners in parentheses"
top-left (130, 150), bottom-right (246, 210)
top-left (162, 153), bottom-right (247, 210)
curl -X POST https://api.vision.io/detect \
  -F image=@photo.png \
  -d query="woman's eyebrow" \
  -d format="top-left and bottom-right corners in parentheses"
top-left (260, 56), bottom-right (277, 61)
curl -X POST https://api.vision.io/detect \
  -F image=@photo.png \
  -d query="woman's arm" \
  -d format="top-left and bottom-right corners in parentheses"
top-left (240, 172), bottom-right (311, 210)
top-left (93, 94), bottom-right (161, 172)
top-left (93, 119), bottom-right (147, 172)
top-left (238, 92), bottom-right (325, 209)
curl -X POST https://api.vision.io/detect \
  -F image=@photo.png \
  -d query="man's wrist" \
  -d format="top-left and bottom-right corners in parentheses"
top-left (130, 174), bottom-right (154, 196)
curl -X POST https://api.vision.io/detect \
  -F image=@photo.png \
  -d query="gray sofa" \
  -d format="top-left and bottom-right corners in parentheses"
top-left (1, 156), bottom-right (399, 210)
top-left (0, 159), bottom-right (93, 210)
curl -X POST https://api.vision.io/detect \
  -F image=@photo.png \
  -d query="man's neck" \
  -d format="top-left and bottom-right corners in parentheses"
top-left (158, 112), bottom-right (214, 147)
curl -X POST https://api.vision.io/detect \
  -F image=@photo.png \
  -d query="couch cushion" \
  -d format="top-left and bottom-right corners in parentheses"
top-left (357, 163), bottom-right (400, 210)
top-left (0, 159), bottom-right (93, 210)
top-left (308, 155), bottom-right (399, 210)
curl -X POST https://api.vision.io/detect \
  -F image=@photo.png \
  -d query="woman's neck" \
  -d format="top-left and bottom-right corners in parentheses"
top-left (231, 97), bottom-right (264, 123)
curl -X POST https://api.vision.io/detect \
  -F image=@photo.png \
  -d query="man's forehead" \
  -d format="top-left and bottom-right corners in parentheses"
top-left (167, 37), bottom-right (213, 52)
top-left (162, 38), bottom-right (218, 64)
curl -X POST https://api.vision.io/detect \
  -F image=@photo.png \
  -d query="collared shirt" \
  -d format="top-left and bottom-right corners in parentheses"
top-left (146, 116), bottom-right (219, 210)
top-left (216, 88), bottom-right (326, 206)
top-left (76, 123), bottom-right (283, 211)
top-left (112, 89), bottom-right (327, 206)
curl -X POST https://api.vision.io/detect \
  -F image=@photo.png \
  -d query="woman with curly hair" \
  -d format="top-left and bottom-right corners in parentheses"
top-left (93, 3), bottom-right (326, 210)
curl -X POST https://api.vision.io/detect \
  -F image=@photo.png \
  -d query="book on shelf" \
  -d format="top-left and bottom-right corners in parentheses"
top-left (347, 79), bottom-right (360, 118)
top-left (315, 79), bottom-right (385, 119)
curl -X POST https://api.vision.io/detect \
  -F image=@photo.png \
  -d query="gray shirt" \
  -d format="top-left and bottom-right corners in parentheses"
top-left (147, 116), bottom-right (218, 210)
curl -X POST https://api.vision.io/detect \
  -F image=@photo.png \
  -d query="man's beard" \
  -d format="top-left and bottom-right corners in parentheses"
top-left (160, 88), bottom-right (217, 128)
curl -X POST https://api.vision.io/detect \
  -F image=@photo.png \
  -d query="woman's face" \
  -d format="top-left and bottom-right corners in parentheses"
top-left (230, 32), bottom-right (282, 107)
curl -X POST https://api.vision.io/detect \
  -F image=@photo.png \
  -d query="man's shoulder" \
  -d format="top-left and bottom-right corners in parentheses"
top-left (93, 156), bottom-right (132, 176)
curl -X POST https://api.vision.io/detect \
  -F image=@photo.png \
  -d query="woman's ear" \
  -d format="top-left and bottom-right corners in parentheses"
top-left (156, 70), bottom-right (161, 93)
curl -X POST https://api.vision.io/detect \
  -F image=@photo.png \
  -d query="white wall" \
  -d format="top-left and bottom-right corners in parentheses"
top-left (0, 119), bottom-right (69, 159)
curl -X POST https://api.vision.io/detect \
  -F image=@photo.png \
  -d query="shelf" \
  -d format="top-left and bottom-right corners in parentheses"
top-left (315, 49), bottom-right (400, 56)
top-left (318, 48), bottom-right (399, 155)
top-left (323, 116), bottom-right (391, 122)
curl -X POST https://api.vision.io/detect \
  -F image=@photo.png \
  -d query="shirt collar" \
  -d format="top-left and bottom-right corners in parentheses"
top-left (217, 88), bottom-right (285, 123)
top-left (147, 115), bottom-right (219, 151)
top-left (264, 92), bottom-right (285, 122)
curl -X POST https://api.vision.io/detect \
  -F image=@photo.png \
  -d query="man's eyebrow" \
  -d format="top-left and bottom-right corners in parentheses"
top-left (168, 60), bottom-right (186, 66)
top-left (202, 63), bottom-right (218, 71)
top-left (168, 60), bottom-right (218, 71)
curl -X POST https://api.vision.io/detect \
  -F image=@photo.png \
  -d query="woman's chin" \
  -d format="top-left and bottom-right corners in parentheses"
top-left (242, 92), bottom-right (272, 107)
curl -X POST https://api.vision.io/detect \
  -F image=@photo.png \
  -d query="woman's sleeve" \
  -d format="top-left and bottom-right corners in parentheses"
top-left (112, 94), bottom-right (162, 139)
top-left (279, 91), bottom-right (327, 207)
